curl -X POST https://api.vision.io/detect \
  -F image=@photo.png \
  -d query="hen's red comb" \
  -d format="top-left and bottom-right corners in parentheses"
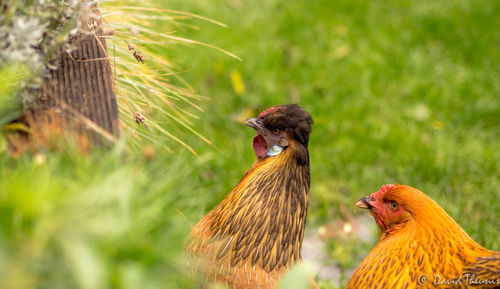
top-left (376, 184), bottom-right (396, 195)
top-left (258, 106), bottom-right (280, 118)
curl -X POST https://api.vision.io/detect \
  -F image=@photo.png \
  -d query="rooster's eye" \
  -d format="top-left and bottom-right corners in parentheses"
top-left (273, 128), bottom-right (280, 135)
top-left (390, 202), bottom-right (398, 210)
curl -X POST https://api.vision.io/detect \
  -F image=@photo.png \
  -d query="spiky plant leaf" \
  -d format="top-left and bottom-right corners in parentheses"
top-left (100, 0), bottom-right (239, 153)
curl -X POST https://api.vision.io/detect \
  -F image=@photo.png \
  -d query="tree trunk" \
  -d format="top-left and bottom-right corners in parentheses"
top-left (12, 3), bottom-right (119, 154)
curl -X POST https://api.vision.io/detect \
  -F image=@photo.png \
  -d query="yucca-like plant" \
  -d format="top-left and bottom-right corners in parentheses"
top-left (1, 0), bottom-right (238, 153)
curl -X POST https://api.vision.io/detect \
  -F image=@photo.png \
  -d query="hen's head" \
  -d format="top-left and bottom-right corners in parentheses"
top-left (245, 104), bottom-right (313, 160)
top-left (356, 184), bottom-right (442, 234)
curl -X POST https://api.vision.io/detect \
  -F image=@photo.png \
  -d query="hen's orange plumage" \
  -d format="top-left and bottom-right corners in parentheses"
top-left (347, 184), bottom-right (500, 289)
top-left (187, 105), bottom-right (318, 289)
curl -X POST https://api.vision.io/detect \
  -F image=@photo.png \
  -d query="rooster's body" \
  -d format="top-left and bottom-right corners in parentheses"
top-left (348, 184), bottom-right (500, 289)
top-left (188, 105), bottom-right (318, 289)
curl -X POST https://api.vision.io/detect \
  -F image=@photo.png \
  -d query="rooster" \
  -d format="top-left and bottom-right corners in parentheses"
top-left (348, 184), bottom-right (500, 289)
top-left (187, 104), bottom-right (318, 289)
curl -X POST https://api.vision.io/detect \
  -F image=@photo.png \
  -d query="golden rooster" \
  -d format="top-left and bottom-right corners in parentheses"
top-left (348, 184), bottom-right (500, 289)
top-left (187, 104), bottom-right (318, 289)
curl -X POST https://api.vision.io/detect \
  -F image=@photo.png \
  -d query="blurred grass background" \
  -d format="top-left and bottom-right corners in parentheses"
top-left (1, 0), bottom-right (499, 288)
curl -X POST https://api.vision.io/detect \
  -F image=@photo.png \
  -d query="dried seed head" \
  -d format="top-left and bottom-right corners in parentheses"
top-left (134, 112), bottom-right (148, 128)
top-left (133, 50), bottom-right (145, 64)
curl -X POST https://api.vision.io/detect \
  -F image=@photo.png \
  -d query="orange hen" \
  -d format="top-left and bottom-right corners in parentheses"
top-left (348, 184), bottom-right (500, 289)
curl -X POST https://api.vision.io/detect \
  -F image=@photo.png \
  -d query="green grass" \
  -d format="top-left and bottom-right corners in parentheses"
top-left (1, 0), bottom-right (499, 288)
top-left (160, 0), bottom-right (500, 286)
top-left (161, 0), bottom-right (500, 239)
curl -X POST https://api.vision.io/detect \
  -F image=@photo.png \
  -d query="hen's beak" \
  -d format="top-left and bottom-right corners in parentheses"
top-left (244, 118), bottom-right (265, 134)
top-left (356, 196), bottom-right (373, 209)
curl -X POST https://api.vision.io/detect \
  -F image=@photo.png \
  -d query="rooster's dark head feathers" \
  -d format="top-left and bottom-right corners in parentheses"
top-left (245, 104), bottom-right (313, 161)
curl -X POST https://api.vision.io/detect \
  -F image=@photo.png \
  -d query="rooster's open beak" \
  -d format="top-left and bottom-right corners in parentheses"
top-left (356, 196), bottom-right (374, 210)
top-left (244, 118), bottom-right (265, 134)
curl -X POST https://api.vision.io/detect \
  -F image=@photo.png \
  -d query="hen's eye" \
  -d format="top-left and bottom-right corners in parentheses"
top-left (390, 202), bottom-right (398, 210)
top-left (273, 128), bottom-right (280, 135)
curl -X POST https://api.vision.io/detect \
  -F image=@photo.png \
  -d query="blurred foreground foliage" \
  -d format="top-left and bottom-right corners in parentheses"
top-left (0, 144), bottom-right (212, 289)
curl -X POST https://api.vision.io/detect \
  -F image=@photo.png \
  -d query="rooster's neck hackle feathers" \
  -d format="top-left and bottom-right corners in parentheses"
top-left (208, 142), bottom-right (310, 273)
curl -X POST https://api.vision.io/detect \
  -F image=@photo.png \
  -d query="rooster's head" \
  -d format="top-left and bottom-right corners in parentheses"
top-left (245, 104), bottom-right (313, 163)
